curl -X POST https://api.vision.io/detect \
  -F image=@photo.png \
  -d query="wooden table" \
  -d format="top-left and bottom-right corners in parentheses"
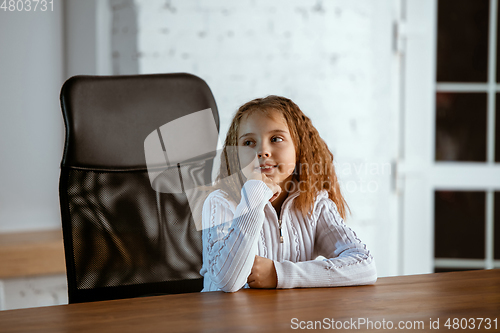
top-left (1, 270), bottom-right (499, 332)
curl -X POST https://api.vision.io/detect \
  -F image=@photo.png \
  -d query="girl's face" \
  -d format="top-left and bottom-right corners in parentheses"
top-left (237, 109), bottom-right (296, 190)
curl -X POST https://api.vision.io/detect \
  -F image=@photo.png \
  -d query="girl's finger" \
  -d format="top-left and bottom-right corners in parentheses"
top-left (248, 279), bottom-right (261, 289)
top-left (269, 191), bottom-right (280, 202)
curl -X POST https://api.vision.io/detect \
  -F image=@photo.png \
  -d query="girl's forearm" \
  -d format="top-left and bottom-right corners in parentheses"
top-left (202, 180), bottom-right (273, 292)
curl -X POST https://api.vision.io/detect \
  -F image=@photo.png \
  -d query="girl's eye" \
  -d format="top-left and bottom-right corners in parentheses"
top-left (271, 137), bottom-right (283, 143)
top-left (243, 140), bottom-right (254, 146)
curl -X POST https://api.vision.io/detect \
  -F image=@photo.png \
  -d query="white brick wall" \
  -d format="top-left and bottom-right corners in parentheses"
top-left (127, 0), bottom-right (401, 276)
top-left (0, 0), bottom-right (400, 311)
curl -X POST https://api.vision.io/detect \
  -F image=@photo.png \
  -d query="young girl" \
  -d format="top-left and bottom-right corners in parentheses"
top-left (200, 95), bottom-right (376, 292)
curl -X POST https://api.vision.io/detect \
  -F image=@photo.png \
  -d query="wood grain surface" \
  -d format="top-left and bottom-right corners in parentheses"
top-left (0, 230), bottom-right (65, 278)
top-left (0, 269), bottom-right (499, 332)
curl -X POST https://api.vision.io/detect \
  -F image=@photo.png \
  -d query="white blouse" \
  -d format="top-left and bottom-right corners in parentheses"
top-left (200, 180), bottom-right (377, 292)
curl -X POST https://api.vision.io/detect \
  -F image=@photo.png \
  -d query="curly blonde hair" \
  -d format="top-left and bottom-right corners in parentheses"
top-left (216, 95), bottom-right (349, 219)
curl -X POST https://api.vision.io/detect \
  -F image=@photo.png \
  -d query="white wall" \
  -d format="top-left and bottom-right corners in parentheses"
top-left (0, 1), bottom-right (64, 232)
top-left (0, 0), bottom-right (115, 231)
top-left (0, 0), bottom-right (68, 311)
top-left (131, 0), bottom-right (401, 276)
top-left (0, 0), bottom-right (405, 311)
top-left (1, 275), bottom-right (67, 310)
top-left (64, 0), bottom-right (405, 277)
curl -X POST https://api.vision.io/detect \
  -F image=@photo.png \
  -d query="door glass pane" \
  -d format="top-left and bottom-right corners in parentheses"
top-left (435, 93), bottom-right (487, 161)
top-left (495, 192), bottom-right (500, 260)
top-left (437, 0), bottom-right (489, 82)
top-left (434, 191), bottom-right (485, 259)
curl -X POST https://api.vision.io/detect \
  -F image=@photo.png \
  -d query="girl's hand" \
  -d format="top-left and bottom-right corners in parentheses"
top-left (247, 255), bottom-right (278, 289)
top-left (245, 168), bottom-right (281, 202)
top-left (261, 174), bottom-right (281, 202)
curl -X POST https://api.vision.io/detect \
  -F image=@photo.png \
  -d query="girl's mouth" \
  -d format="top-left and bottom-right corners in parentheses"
top-left (256, 165), bottom-right (278, 173)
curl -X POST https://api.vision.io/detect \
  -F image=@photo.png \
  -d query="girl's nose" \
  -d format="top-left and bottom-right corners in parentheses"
top-left (258, 151), bottom-right (270, 158)
top-left (257, 142), bottom-right (271, 158)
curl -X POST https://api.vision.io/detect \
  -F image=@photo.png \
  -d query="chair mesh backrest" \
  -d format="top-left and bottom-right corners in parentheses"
top-left (59, 74), bottom-right (219, 303)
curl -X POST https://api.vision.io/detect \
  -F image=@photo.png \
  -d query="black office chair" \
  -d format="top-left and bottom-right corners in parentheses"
top-left (59, 73), bottom-right (219, 303)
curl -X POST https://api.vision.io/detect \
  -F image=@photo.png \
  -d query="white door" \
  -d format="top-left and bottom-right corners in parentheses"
top-left (402, 0), bottom-right (500, 275)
